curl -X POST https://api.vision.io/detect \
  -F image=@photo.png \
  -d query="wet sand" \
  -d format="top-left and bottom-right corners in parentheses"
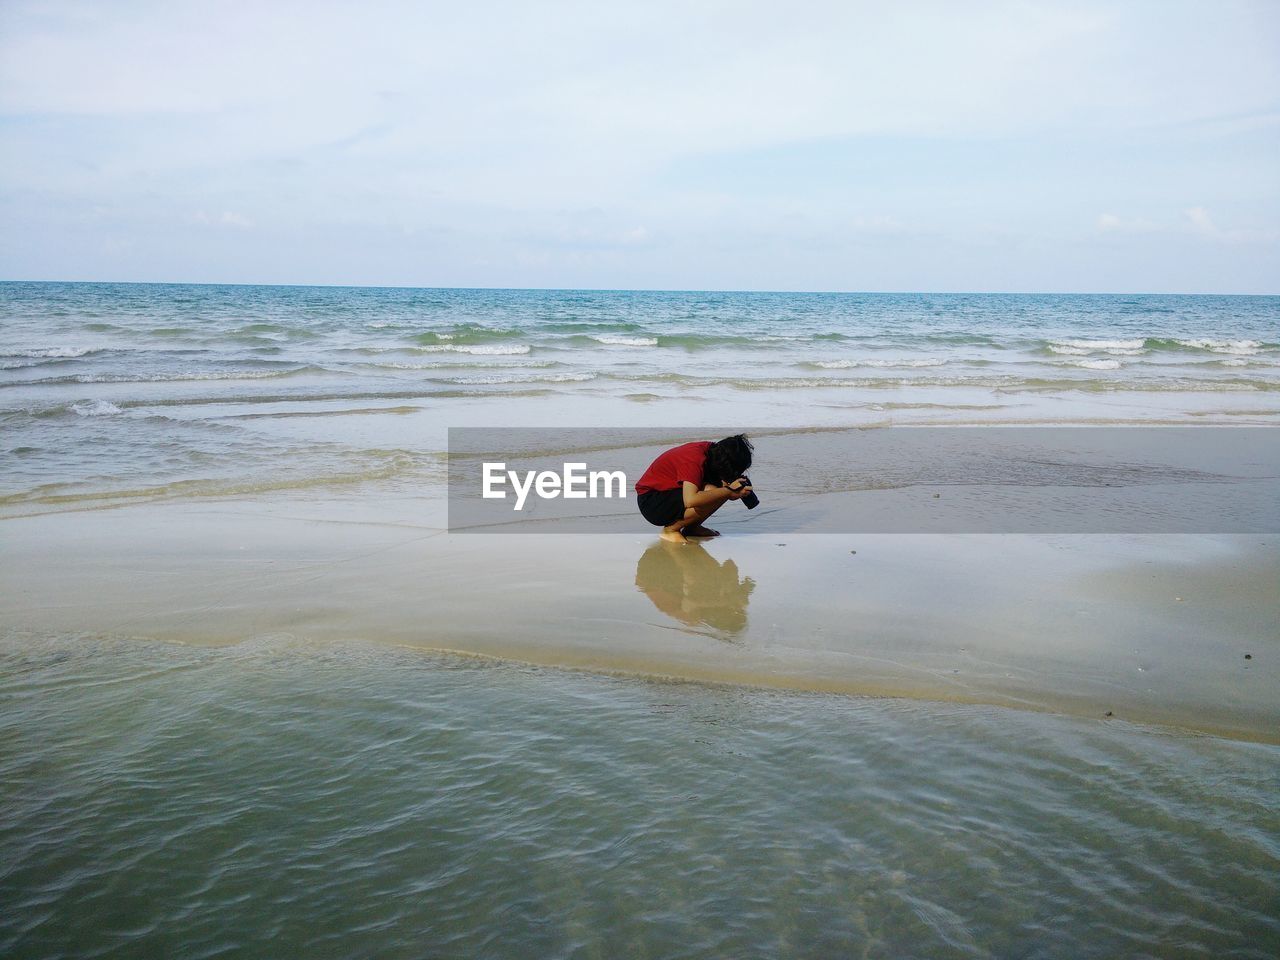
top-left (3, 495), bottom-right (1275, 743)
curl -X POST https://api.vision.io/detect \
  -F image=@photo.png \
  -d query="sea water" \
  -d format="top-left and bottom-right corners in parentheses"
top-left (2, 284), bottom-right (1278, 957)
top-left (1, 283), bottom-right (1277, 515)
top-left (2, 635), bottom-right (1277, 959)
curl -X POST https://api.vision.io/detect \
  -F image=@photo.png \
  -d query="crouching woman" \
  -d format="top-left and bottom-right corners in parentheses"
top-left (634, 434), bottom-right (754, 543)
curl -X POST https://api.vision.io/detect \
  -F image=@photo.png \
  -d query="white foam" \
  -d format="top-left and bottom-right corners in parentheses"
top-left (416, 344), bottom-right (531, 356)
top-left (4, 346), bottom-right (101, 358)
top-left (70, 399), bottom-right (122, 417)
top-left (1053, 338), bottom-right (1145, 350)
top-left (64, 370), bottom-right (298, 383)
top-left (442, 372), bottom-right (597, 384)
top-left (814, 358), bottom-right (946, 369)
top-left (590, 335), bottom-right (658, 347)
top-left (1075, 359), bottom-right (1122, 370)
top-left (1176, 338), bottom-right (1261, 355)
top-left (1049, 339), bottom-right (1145, 356)
top-left (368, 359), bottom-right (556, 370)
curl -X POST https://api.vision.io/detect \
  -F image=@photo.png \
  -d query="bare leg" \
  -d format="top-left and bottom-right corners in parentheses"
top-left (662, 491), bottom-right (726, 543)
top-left (660, 506), bottom-right (697, 543)
top-left (685, 485), bottom-right (727, 537)
top-left (659, 524), bottom-right (689, 543)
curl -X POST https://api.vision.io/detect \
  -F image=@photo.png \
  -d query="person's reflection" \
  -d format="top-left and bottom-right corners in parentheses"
top-left (634, 541), bottom-right (755, 636)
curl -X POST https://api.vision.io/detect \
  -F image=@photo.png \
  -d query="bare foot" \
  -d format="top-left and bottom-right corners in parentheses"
top-left (684, 525), bottom-right (720, 538)
top-left (659, 528), bottom-right (688, 544)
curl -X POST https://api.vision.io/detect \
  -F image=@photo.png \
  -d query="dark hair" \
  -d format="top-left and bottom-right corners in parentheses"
top-left (703, 434), bottom-right (753, 487)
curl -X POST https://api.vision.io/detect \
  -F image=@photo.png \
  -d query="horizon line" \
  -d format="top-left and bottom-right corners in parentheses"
top-left (1, 278), bottom-right (1276, 298)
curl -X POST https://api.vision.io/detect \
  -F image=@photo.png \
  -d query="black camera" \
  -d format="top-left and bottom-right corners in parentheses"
top-left (735, 476), bottom-right (759, 510)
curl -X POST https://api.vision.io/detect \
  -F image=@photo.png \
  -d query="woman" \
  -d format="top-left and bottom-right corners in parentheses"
top-left (634, 434), bottom-right (754, 543)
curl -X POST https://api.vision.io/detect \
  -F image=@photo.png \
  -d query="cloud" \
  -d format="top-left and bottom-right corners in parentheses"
top-left (1096, 213), bottom-right (1158, 234)
top-left (1185, 206), bottom-right (1217, 236)
top-left (0, 1), bottom-right (1277, 290)
top-left (1184, 206), bottom-right (1278, 244)
top-left (192, 210), bottom-right (253, 229)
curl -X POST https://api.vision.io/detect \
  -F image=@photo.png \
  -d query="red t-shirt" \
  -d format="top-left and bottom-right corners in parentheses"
top-left (635, 441), bottom-right (711, 494)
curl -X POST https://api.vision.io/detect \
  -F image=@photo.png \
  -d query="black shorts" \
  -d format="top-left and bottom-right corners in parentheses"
top-left (637, 487), bottom-right (686, 527)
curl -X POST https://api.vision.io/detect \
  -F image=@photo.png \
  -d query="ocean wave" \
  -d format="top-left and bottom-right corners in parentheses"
top-left (412, 326), bottom-right (526, 347)
top-left (911, 333), bottom-right (1003, 347)
top-left (438, 372), bottom-right (597, 384)
top-left (1170, 338), bottom-right (1263, 355)
top-left (6, 368), bottom-right (320, 386)
top-left (604, 373), bottom-right (1023, 390)
top-left (579, 331), bottom-right (854, 350)
top-left (70, 399), bottom-right (122, 417)
top-left (231, 323), bottom-right (291, 334)
top-left (590, 335), bottom-right (658, 347)
top-left (1010, 376), bottom-right (1277, 393)
top-left (1052, 338), bottom-right (1146, 351)
top-left (599, 371), bottom-right (1280, 392)
top-left (0, 346), bottom-right (104, 358)
top-left (541, 320), bottom-right (649, 334)
top-left (355, 359), bottom-right (559, 371)
top-left (1046, 337), bottom-right (1273, 358)
top-left (1073, 359), bottom-right (1122, 370)
top-left (415, 344), bottom-right (532, 356)
top-left (1048, 339), bottom-right (1146, 356)
top-left (806, 358), bottom-right (947, 369)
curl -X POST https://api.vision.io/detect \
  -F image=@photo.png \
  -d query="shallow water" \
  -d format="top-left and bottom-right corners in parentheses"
top-left (2, 634), bottom-right (1277, 959)
top-left (6, 496), bottom-right (1276, 740)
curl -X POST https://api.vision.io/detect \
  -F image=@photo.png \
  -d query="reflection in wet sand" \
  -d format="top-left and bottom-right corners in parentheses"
top-left (634, 542), bottom-right (755, 636)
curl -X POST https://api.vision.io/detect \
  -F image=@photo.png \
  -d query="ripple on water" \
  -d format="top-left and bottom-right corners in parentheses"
top-left (0, 633), bottom-right (1277, 959)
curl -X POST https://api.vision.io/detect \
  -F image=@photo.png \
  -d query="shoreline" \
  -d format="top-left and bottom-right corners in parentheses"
top-left (7, 418), bottom-right (1278, 523)
top-left (4, 627), bottom-right (1276, 749)
top-left (5, 495), bottom-right (1274, 743)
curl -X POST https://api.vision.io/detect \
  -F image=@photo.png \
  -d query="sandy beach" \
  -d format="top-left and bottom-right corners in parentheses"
top-left (5, 488), bottom-right (1275, 742)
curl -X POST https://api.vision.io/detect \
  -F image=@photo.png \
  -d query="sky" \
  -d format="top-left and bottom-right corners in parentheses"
top-left (0, 0), bottom-right (1277, 293)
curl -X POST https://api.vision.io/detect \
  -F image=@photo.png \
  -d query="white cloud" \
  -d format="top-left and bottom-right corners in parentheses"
top-left (1185, 206), bottom-right (1217, 236)
top-left (0, 1), bottom-right (1277, 290)
top-left (1096, 213), bottom-right (1158, 234)
top-left (1183, 206), bottom-right (1279, 244)
top-left (191, 210), bottom-right (253, 228)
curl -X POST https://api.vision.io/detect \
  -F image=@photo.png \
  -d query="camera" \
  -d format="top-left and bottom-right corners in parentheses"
top-left (735, 476), bottom-right (759, 510)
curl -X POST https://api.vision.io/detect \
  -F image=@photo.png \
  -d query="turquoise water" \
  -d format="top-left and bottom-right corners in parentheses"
top-left (2, 283), bottom-right (1278, 514)
top-left (2, 634), bottom-right (1277, 959)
